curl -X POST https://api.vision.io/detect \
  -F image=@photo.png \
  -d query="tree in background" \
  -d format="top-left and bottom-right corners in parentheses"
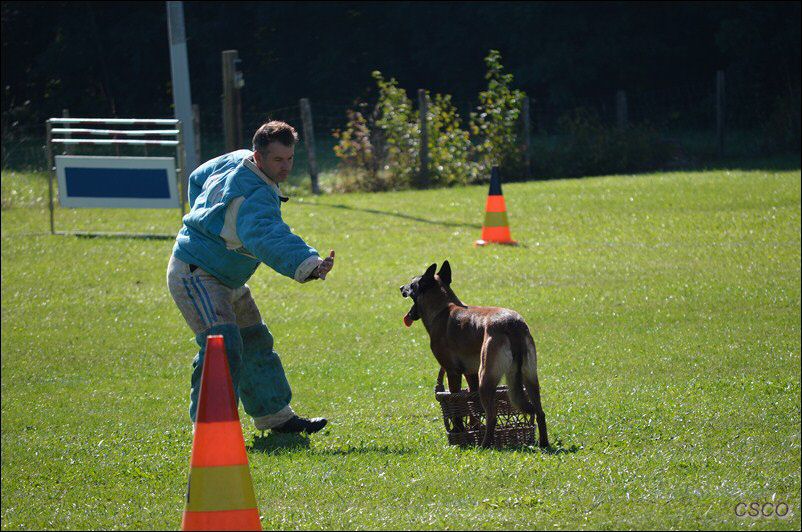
top-left (469, 50), bottom-right (527, 178)
top-left (373, 71), bottom-right (419, 190)
top-left (333, 51), bottom-right (525, 190)
top-left (426, 92), bottom-right (474, 187)
top-left (2, 3), bottom-right (798, 171)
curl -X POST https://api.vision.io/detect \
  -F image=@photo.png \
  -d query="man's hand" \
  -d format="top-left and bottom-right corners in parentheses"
top-left (315, 250), bottom-right (335, 280)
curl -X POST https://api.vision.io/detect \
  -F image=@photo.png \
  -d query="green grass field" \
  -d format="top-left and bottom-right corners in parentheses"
top-left (2, 164), bottom-right (800, 530)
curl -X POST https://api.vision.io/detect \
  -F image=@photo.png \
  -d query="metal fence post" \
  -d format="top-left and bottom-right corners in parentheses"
top-left (176, 119), bottom-right (186, 217)
top-left (45, 119), bottom-right (55, 234)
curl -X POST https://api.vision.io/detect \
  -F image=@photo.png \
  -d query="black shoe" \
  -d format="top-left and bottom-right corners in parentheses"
top-left (272, 415), bottom-right (328, 434)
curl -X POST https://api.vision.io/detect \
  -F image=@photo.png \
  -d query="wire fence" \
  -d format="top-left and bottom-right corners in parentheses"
top-left (3, 71), bottom-right (799, 178)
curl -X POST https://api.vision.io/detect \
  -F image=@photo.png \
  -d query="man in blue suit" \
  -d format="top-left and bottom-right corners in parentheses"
top-left (167, 120), bottom-right (334, 434)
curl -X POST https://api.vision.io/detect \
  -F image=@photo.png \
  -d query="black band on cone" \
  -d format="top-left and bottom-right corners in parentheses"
top-left (489, 166), bottom-right (502, 196)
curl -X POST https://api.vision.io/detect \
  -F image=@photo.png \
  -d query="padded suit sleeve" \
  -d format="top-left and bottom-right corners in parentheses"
top-left (236, 188), bottom-right (319, 279)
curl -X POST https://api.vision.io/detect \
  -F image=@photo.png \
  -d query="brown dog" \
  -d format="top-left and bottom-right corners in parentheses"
top-left (401, 261), bottom-right (549, 448)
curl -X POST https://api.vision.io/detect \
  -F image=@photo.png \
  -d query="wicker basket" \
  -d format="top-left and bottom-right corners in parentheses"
top-left (434, 384), bottom-right (537, 448)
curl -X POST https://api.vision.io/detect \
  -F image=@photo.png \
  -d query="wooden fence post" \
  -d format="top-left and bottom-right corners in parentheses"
top-left (521, 97), bottom-right (532, 177)
top-left (222, 50), bottom-right (243, 152)
top-left (716, 70), bottom-right (725, 158)
top-left (299, 98), bottom-right (321, 194)
top-left (616, 90), bottom-right (628, 129)
top-left (192, 104), bottom-right (202, 165)
top-left (418, 89), bottom-right (429, 188)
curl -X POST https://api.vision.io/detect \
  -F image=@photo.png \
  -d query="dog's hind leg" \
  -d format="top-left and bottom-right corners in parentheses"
top-left (522, 335), bottom-right (549, 448)
top-left (446, 370), bottom-right (466, 433)
top-left (478, 334), bottom-right (511, 448)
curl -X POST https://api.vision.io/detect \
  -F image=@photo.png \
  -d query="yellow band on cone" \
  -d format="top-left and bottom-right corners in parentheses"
top-left (483, 211), bottom-right (509, 227)
top-left (186, 464), bottom-right (258, 512)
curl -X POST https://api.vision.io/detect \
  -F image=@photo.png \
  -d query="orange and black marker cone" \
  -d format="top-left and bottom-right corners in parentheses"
top-left (181, 335), bottom-right (262, 531)
top-left (475, 166), bottom-right (517, 246)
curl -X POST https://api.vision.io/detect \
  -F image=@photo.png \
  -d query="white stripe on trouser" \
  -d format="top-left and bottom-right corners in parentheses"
top-left (181, 277), bottom-right (209, 328)
top-left (190, 276), bottom-right (216, 324)
top-left (253, 405), bottom-right (295, 430)
top-left (168, 255), bottom-right (297, 429)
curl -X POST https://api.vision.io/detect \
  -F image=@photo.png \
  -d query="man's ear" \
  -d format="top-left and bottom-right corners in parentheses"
top-left (423, 263), bottom-right (437, 279)
top-left (437, 260), bottom-right (451, 285)
top-left (252, 149), bottom-right (263, 167)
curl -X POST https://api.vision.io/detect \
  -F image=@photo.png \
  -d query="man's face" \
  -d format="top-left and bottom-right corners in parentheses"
top-left (255, 142), bottom-right (294, 183)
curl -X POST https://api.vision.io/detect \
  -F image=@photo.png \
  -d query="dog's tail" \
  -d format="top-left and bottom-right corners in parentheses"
top-left (506, 330), bottom-right (536, 418)
top-left (521, 330), bottom-right (549, 447)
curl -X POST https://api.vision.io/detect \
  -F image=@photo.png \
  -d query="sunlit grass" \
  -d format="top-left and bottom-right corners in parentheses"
top-left (2, 164), bottom-right (800, 530)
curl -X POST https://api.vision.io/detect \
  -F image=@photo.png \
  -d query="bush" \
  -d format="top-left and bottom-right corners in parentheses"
top-left (469, 50), bottom-right (527, 178)
top-left (425, 92), bottom-right (476, 186)
top-left (531, 107), bottom-right (673, 178)
top-left (333, 51), bottom-right (528, 191)
top-left (760, 90), bottom-right (801, 154)
top-left (332, 107), bottom-right (379, 187)
top-left (373, 71), bottom-right (419, 190)
top-left (334, 73), bottom-right (479, 191)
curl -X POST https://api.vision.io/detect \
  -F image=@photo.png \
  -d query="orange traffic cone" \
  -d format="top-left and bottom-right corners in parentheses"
top-left (475, 166), bottom-right (517, 246)
top-left (181, 335), bottom-right (262, 531)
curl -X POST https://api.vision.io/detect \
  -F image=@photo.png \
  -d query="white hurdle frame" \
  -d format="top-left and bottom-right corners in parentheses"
top-left (44, 117), bottom-right (186, 238)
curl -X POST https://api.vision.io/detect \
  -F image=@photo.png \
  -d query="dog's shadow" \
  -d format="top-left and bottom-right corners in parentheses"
top-left (471, 438), bottom-right (581, 455)
top-left (247, 432), bottom-right (311, 454)
top-left (246, 432), bottom-right (579, 456)
top-left (538, 439), bottom-right (581, 455)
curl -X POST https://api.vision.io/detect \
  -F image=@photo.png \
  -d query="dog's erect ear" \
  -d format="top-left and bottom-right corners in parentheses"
top-left (423, 263), bottom-right (437, 279)
top-left (437, 260), bottom-right (451, 285)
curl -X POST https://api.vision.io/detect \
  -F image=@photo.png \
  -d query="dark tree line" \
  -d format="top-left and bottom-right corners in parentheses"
top-left (2, 1), bottom-right (800, 136)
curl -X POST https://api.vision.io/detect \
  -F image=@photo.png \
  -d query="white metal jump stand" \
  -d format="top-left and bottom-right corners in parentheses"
top-left (44, 117), bottom-right (187, 239)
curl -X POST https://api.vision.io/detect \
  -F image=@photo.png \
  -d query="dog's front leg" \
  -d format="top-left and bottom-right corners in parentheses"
top-left (446, 371), bottom-right (465, 433)
top-left (465, 373), bottom-right (479, 392)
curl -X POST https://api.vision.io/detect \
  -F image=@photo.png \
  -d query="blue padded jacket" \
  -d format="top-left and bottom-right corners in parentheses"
top-left (172, 150), bottom-right (318, 288)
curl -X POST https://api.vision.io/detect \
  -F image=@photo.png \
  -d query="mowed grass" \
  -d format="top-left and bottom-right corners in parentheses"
top-left (1, 164), bottom-right (800, 530)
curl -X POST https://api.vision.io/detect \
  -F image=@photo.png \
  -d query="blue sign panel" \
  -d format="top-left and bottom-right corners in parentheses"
top-left (56, 156), bottom-right (179, 209)
top-left (65, 167), bottom-right (171, 199)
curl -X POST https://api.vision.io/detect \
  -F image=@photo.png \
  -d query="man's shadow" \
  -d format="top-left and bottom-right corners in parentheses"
top-left (247, 431), bottom-right (310, 454)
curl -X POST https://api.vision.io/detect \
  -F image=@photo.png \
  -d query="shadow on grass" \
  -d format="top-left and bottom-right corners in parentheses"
top-left (246, 435), bottom-right (578, 456)
top-left (314, 444), bottom-right (414, 456)
top-left (295, 200), bottom-right (482, 230)
top-left (70, 231), bottom-right (175, 240)
top-left (13, 230), bottom-right (176, 240)
top-left (248, 432), bottom-right (311, 454)
top-left (459, 438), bottom-right (581, 455)
top-left (540, 439), bottom-right (582, 455)
top-left (247, 432), bottom-right (414, 456)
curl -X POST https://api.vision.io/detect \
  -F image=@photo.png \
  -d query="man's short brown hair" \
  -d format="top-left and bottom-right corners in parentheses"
top-left (252, 121), bottom-right (299, 152)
